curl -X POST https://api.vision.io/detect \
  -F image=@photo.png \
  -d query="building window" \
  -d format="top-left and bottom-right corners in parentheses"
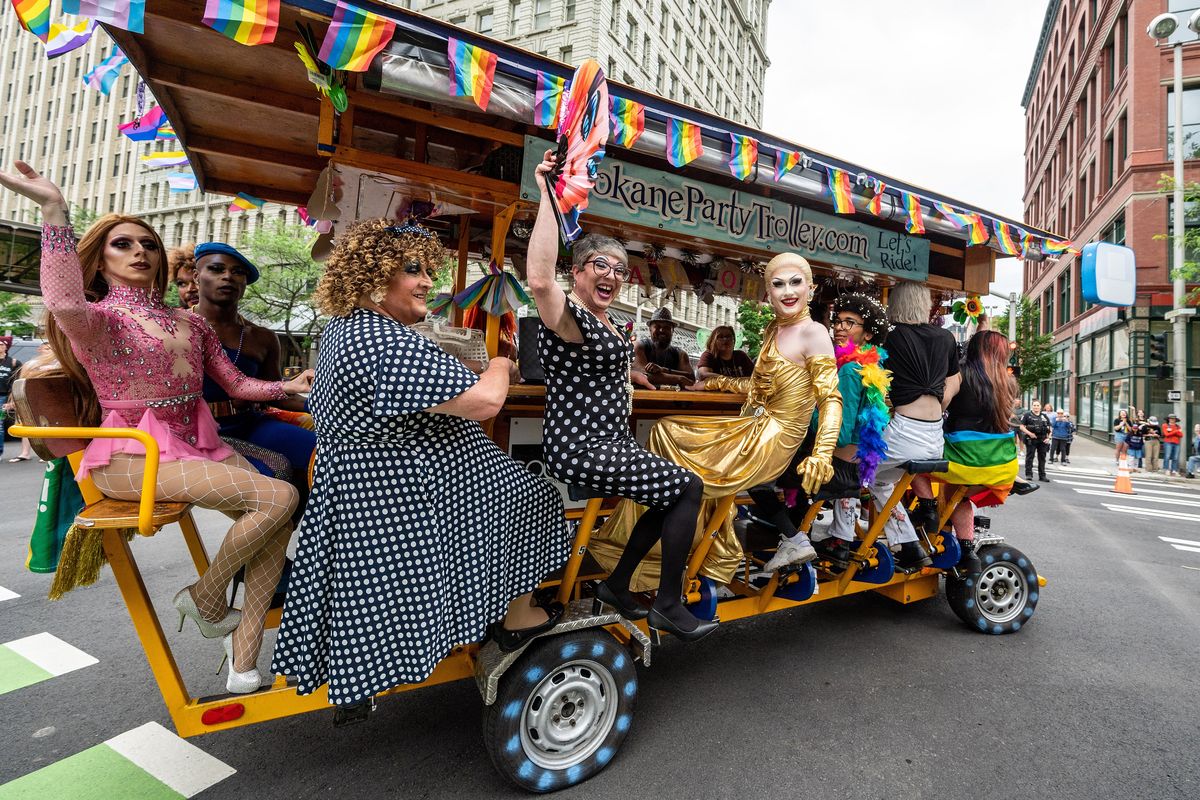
top-left (1166, 199), bottom-right (1200, 271)
top-left (85, 160), bottom-right (93, 182)
top-left (1166, 86), bottom-right (1200, 160)
top-left (564, 0), bottom-right (575, 22)
top-left (1043, 288), bottom-right (1055, 334)
top-left (506, 0), bottom-right (518, 35)
top-left (476, 9), bottom-right (493, 34)
top-left (560, 46), bottom-right (572, 63)
top-left (625, 13), bottom-right (637, 51)
top-left (450, 13), bottom-right (466, 27)
top-left (534, 0), bottom-right (550, 31)
top-left (1102, 132), bottom-right (1114, 192)
top-left (1059, 268), bottom-right (1072, 327)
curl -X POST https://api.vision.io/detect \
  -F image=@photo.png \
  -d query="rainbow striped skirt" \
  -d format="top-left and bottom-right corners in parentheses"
top-left (931, 429), bottom-right (1019, 507)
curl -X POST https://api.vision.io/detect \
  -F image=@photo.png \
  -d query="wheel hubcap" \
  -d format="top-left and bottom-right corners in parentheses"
top-left (976, 563), bottom-right (1027, 624)
top-left (520, 659), bottom-right (618, 770)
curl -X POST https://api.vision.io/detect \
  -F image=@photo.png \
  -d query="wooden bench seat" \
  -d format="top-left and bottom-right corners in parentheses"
top-left (75, 498), bottom-right (191, 531)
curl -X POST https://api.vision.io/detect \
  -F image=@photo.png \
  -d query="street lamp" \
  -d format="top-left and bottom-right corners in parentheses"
top-left (1147, 11), bottom-right (1200, 425)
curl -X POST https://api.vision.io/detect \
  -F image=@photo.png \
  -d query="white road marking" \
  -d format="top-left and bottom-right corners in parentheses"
top-left (1160, 536), bottom-right (1200, 546)
top-left (1158, 537), bottom-right (1200, 554)
top-left (1073, 489), bottom-right (1200, 507)
top-left (1102, 504), bottom-right (1200, 523)
top-left (0, 586), bottom-right (17, 602)
top-left (3, 632), bottom-right (97, 676)
top-left (106, 722), bottom-right (236, 798)
top-left (1055, 478), bottom-right (1200, 499)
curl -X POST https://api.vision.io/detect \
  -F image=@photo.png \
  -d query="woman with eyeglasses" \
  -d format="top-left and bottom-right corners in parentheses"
top-left (272, 218), bottom-right (570, 718)
top-left (697, 325), bottom-right (754, 380)
top-left (527, 151), bottom-right (716, 641)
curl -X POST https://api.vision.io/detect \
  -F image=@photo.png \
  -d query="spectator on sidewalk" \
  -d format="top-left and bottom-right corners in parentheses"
top-left (1019, 399), bottom-right (1052, 481)
top-left (1142, 416), bottom-right (1162, 472)
top-left (1125, 424), bottom-right (1145, 471)
top-left (1112, 409), bottom-right (1131, 464)
top-left (1162, 414), bottom-right (1184, 476)
top-left (1185, 424), bottom-right (1200, 479)
top-left (1050, 410), bottom-right (1076, 465)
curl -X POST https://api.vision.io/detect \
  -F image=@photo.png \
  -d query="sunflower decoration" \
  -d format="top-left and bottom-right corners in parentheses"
top-left (951, 294), bottom-right (985, 325)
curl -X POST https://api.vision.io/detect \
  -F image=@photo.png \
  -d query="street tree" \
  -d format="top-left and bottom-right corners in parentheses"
top-left (994, 296), bottom-right (1055, 393)
top-left (0, 292), bottom-right (34, 336)
top-left (736, 299), bottom-right (774, 360)
top-left (238, 221), bottom-right (327, 364)
top-left (1157, 175), bottom-right (1200, 305)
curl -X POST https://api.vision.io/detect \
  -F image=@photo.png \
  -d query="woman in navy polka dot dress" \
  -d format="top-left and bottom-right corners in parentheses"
top-left (527, 151), bottom-right (715, 642)
top-left (271, 219), bottom-right (570, 709)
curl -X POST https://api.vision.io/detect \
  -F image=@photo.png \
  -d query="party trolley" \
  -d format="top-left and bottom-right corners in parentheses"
top-left (16, 0), bottom-right (1065, 792)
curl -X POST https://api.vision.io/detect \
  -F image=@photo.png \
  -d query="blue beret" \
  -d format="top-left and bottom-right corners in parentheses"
top-left (194, 242), bottom-right (260, 284)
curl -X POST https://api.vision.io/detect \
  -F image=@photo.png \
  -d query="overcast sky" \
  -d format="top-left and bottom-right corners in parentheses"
top-left (761, 0), bottom-right (1048, 306)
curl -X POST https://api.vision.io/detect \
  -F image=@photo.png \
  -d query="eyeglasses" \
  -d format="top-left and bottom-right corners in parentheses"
top-left (831, 317), bottom-right (864, 329)
top-left (583, 257), bottom-right (630, 281)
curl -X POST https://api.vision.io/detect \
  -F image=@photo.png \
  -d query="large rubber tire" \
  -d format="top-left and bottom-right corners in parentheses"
top-left (945, 544), bottom-right (1039, 634)
top-left (482, 629), bottom-right (637, 793)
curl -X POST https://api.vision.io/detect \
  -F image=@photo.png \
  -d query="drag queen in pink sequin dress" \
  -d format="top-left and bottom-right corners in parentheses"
top-left (0, 161), bottom-right (314, 693)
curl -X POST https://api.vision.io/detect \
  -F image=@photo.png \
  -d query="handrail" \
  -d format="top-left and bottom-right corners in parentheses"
top-left (8, 425), bottom-right (161, 536)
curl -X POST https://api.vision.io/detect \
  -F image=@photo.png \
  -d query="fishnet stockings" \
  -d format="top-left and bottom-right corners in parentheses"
top-left (91, 453), bottom-right (298, 672)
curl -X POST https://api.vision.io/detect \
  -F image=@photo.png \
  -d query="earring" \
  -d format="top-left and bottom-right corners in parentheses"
top-left (369, 288), bottom-right (386, 304)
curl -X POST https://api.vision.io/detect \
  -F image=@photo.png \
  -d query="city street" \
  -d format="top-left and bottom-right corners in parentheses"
top-left (1, 455), bottom-right (1198, 799)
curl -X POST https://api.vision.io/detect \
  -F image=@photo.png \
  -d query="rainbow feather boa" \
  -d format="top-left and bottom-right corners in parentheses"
top-left (835, 341), bottom-right (892, 486)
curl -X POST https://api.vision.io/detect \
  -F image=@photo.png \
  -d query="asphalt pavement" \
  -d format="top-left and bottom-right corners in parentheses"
top-left (1, 455), bottom-right (1198, 799)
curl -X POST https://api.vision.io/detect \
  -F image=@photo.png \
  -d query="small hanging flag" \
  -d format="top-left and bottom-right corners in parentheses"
top-left (228, 192), bottom-right (265, 213)
top-left (318, 0), bottom-right (396, 73)
top-left (533, 71), bottom-right (566, 127)
top-left (666, 118), bottom-right (703, 168)
top-left (867, 179), bottom-right (888, 216)
top-left (1042, 237), bottom-right (1080, 256)
top-left (900, 190), bottom-right (924, 234)
top-left (728, 134), bottom-right (758, 181)
top-left (826, 167), bottom-right (854, 214)
top-left (447, 37), bottom-right (497, 110)
top-left (609, 95), bottom-right (645, 149)
top-left (965, 214), bottom-right (988, 245)
top-left (12, 0), bottom-right (51, 42)
top-left (774, 149), bottom-right (802, 182)
top-left (156, 122), bottom-right (177, 140)
top-left (82, 50), bottom-right (128, 95)
top-left (139, 150), bottom-right (189, 169)
top-left (933, 201), bottom-right (970, 230)
top-left (43, 19), bottom-right (93, 57)
top-left (453, 260), bottom-right (532, 316)
top-left (62, 0), bottom-right (145, 34)
top-left (297, 206), bottom-right (333, 233)
top-left (203, 0), bottom-right (280, 46)
top-left (118, 106), bottom-right (167, 142)
top-left (167, 172), bottom-right (197, 192)
top-left (991, 219), bottom-right (1021, 255)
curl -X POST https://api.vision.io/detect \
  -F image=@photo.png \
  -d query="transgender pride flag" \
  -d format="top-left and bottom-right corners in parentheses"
top-left (62, 0), bottom-right (146, 34)
top-left (82, 50), bottom-right (128, 95)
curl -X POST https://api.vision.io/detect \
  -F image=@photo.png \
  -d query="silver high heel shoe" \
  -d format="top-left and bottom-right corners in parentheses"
top-left (173, 586), bottom-right (240, 639)
top-left (218, 633), bottom-right (262, 695)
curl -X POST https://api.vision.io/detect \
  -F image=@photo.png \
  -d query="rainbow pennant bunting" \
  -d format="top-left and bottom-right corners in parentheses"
top-left (82, 50), bottom-right (128, 95)
top-left (609, 96), bottom-right (645, 148)
top-left (991, 219), bottom-right (1021, 255)
top-left (867, 179), bottom-right (888, 216)
top-left (12, 0), bottom-right (51, 42)
top-left (43, 19), bottom-right (94, 57)
top-left (826, 167), bottom-right (854, 214)
top-left (62, 0), bottom-right (145, 34)
top-left (203, 0), bottom-right (280, 46)
top-left (666, 118), bottom-right (703, 167)
top-left (318, 1), bottom-right (395, 73)
top-left (728, 134), bottom-right (758, 181)
top-left (228, 192), bottom-right (265, 213)
top-left (936, 202), bottom-right (992, 245)
top-left (1042, 237), bottom-right (1080, 256)
top-left (900, 190), bottom-right (924, 234)
top-left (453, 260), bottom-right (531, 316)
top-left (774, 149), bottom-right (801, 182)
top-left (533, 71), bottom-right (566, 127)
top-left (447, 36), bottom-right (497, 110)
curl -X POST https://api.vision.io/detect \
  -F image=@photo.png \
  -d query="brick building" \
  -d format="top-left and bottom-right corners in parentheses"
top-left (1023, 0), bottom-right (1200, 442)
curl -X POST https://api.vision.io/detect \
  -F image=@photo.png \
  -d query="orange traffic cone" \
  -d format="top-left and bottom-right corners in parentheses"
top-left (1111, 457), bottom-right (1136, 495)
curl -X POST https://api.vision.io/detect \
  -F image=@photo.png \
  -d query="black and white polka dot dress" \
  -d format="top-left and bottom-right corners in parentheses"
top-left (538, 300), bottom-right (693, 507)
top-left (272, 308), bottom-right (569, 705)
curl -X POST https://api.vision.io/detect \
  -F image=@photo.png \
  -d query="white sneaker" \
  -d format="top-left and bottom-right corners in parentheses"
top-left (764, 537), bottom-right (817, 572)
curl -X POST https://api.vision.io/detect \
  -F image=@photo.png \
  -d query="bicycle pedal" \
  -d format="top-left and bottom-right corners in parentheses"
top-left (333, 697), bottom-right (376, 728)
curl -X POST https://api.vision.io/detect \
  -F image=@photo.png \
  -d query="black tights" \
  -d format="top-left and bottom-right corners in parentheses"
top-left (606, 474), bottom-right (705, 632)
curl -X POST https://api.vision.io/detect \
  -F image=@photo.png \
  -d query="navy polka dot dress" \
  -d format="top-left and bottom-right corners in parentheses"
top-left (272, 309), bottom-right (570, 705)
top-left (538, 300), bottom-right (693, 507)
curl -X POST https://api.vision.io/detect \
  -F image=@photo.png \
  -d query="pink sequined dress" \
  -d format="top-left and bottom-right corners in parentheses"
top-left (41, 224), bottom-right (288, 478)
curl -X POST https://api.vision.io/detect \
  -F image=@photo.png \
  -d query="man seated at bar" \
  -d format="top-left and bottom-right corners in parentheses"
top-left (634, 307), bottom-right (695, 388)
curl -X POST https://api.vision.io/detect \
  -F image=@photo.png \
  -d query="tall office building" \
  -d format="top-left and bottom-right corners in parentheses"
top-left (1022, 0), bottom-right (1197, 440)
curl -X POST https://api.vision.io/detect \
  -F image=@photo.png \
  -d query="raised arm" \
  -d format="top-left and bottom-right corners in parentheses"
top-left (794, 320), bottom-right (842, 495)
top-left (526, 150), bottom-right (582, 343)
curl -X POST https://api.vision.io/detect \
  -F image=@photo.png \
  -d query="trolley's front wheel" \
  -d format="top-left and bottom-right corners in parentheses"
top-left (483, 629), bottom-right (637, 793)
top-left (945, 544), bottom-right (1039, 634)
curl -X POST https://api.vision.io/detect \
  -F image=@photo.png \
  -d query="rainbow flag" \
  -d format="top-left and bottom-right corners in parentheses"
top-left (991, 219), bottom-right (1021, 255)
top-left (118, 106), bottom-right (167, 142)
top-left (610, 95), bottom-right (645, 148)
top-left (666, 118), bottom-right (703, 167)
top-left (937, 202), bottom-right (991, 246)
top-left (167, 172), bottom-right (197, 192)
top-left (319, 1), bottom-right (396, 73)
top-left (1043, 237), bottom-right (1080, 256)
top-left (933, 430), bottom-right (1018, 499)
top-left (156, 122), bottom-right (177, 140)
top-left (867, 179), bottom-right (888, 216)
top-left (774, 149), bottom-right (801, 181)
top-left (62, 0), bottom-right (145, 34)
top-left (728, 134), bottom-right (757, 181)
top-left (533, 71), bottom-right (566, 127)
top-left (43, 19), bottom-right (93, 57)
top-left (900, 190), bottom-right (924, 234)
top-left (447, 36), bottom-right (497, 110)
top-left (826, 167), bottom-right (854, 214)
top-left (12, 0), bottom-right (51, 41)
top-left (139, 151), bottom-right (189, 169)
top-left (82, 50), bottom-right (127, 95)
top-left (228, 192), bottom-right (265, 213)
top-left (203, 0), bottom-right (279, 46)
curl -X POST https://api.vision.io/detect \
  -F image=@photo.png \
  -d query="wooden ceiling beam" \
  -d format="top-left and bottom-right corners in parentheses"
top-left (207, 179), bottom-right (311, 208)
top-left (349, 91), bottom-right (526, 147)
top-left (154, 63), bottom-right (319, 115)
top-left (187, 134), bottom-right (327, 172)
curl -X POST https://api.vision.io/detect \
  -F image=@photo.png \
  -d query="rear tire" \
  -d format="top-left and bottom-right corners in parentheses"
top-left (482, 629), bottom-right (637, 793)
top-left (945, 545), bottom-right (1039, 634)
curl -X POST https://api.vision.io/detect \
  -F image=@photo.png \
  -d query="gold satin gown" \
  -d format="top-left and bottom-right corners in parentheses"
top-left (589, 319), bottom-right (842, 590)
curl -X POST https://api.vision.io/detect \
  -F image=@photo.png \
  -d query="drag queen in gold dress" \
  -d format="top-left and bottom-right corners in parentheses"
top-left (589, 253), bottom-right (842, 590)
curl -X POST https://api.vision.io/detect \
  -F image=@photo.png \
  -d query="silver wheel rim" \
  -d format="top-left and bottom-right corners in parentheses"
top-left (976, 562), bottom-right (1027, 624)
top-left (520, 658), bottom-right (619, 770)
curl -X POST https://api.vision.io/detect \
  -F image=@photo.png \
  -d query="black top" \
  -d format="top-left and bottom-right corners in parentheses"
top-left (1020, 411), bottom-right (1051, 441)
top-left (698, 349), bottom-right (754, 378)
top-left (638, 337), bottom-right (684, 371)
top-left (885, 324), bottom-right (960, 407)
top-left (0, 356), bottom-right (22, 395)
top-left (945, 376), bottom-right (1005, 434)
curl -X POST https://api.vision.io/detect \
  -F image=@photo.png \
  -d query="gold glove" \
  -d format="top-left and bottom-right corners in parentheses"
top-left (795, 353), bottom-right (842, 495)
top-left (703, 375), bottom-right (753, 394)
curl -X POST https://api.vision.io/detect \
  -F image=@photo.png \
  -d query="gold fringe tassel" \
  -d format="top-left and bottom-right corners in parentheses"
top-left (48, 525), bottom-right (137, 600)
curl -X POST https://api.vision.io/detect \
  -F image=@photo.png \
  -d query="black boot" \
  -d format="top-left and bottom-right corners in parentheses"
top-left (895, 540), bottom-right (932, 571)
top-left (815, 537), bottom-right (851, 570)
top-left (957, 539), bottom-right (982, 574)
top-left (910, 498), bottom-right (940, 534)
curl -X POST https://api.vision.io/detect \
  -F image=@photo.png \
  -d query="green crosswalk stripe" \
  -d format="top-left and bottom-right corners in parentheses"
top-left (0, 743), bottom-right (185, 800)
top-left (0, 644), bottom-right (54, 696)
